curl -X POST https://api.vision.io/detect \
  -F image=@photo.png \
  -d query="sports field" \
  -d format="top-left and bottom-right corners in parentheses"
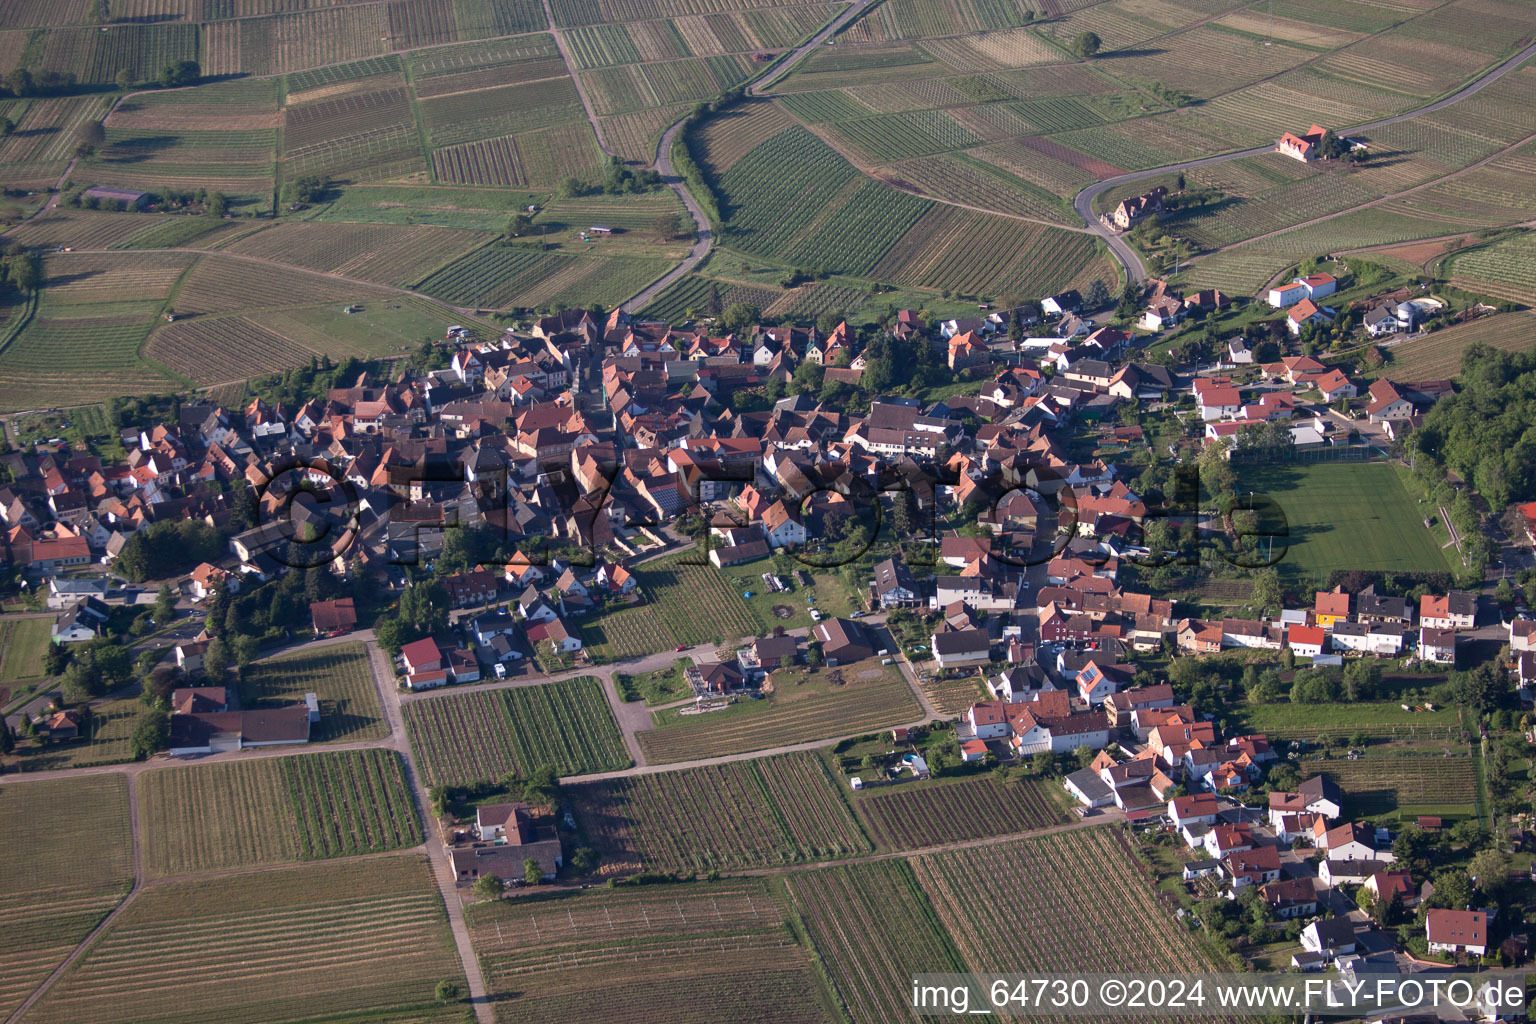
top-left (1230, 461), bottom-right (1453, 582)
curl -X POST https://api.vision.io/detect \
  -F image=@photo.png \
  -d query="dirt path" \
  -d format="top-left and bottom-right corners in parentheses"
top-left (367, 641), bottom-right (496, 1024)
top-left (1072, 35), bottom-right (1536, 283)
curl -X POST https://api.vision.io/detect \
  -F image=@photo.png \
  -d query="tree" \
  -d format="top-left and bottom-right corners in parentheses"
top-left (1083, 278), bottom-right (1111, 310)
top-left (652, 212), bottom-right (682, 239)
top-left (205, 191), bottom-right (227, 218)
top-left (93, 0), bottom-right (111, 21)
top-left (1470, 847), bottom-right (1511, 900)
top-left (1073, 744), bottom-right (1095, 770)
top-left (0, 719), bottom-right (13, 756)
top-left (1248, 567), bottom-right (1283, 617)
top-left (202, 637), bottom-right (230, 680)
top-left (570, 847), bottom-right (597, 873)
top-left (507, 212), bottom-right (533, 236)
top-left (129, 709), bottom-right (169, 760)
top-left (115, 69), bottom-right (134, 91)
top-left (1031, 750), bottom-right (1053, 775)
top-left (434, 980), bottom-right (464, 1004)
top-left (157, 60), bottom-right (201, 88)
top-left (74, 120), bottom-right (105, 158)
top-left (1068, 31), bottom-right (1101, 58)
top-left (153, 583), bottom-right (176, 624)
top-left (524, 857), bottom-right (544, 886)
top-left (471, 874), bottom-right (505, 899)
top-left (717, 302), bottom-right (760, 333)
top-left (1429, 868), bottom-right (1472, 911)
top-left (519, 764), bottom-right (561, 810)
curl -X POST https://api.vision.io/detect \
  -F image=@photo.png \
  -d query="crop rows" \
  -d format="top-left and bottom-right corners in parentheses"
top-left (765, 281), bottom-right (867, 318)
top-left (138, 749), bottom-right (422, 876)
top-left (174, 254), bottom-right (389, 316)
top-left (1175, 173), bottom-right (1385, 250)
top-left (404, 676), bottom-right (629, 787)
top-left (418, 246), bottom-right (581, 306)
top-left (887, 152), bottom-right (1071, 222)
top-left (0, 886), bottom-right (132, 1021)
top-left (1448, 233), bottom-right (1536, 305)
top-left (1380, 311), bottom-right (1536, 382)
top-left (637, 670), bottom-right (921, 763)
top-left (0, 615), bottom-right (49, 684)
top-left (39, 22), bottom-right (198, 85)
top-left (421, 78), bottom-right (585, 146)
top-left (432, 134), bottom-right (528, 185)
top-left (549, 0), bottom-right (831, 27)
top-left (0, 96), bottom-right (113, 166)
top-left (827, 109), bottom-right (983, 161)
top-left (695, 100), bottom-right (795, 173)
top-left (582, 53), bottom-right (753, 115)
top-left (284, 85), bottom-right (413, 152)
top-left (408, 34), bottom-right (560, 77)
top-left (224, 222), bottom-right (489, 284)
top-left (788, 859), bottom-right (969, 1024)
top-left (920, 25), bottom-right (1062, 71)
top-left (912, 829), bottom-right (1234, 1014)
top-left (145, 316), bottom-right (315, 385)
top-left (599, 101), bottom-right (693, 163)
top-left (3, 210), bottom-right (156, 252)
top-left (854, 774), bottom-right (1064, 851)
top-left (714, 126), bottom-right (858, 257)
top-left (636, 558), bottom-right (762, 643)
top-left (1300, 756), bottom-right (1476, 814)
top-left (26, 856), bottom-right (460, 1024)
top-left (573, 753), bottom-right (869, 873)
top-left (469, 880), bottom-right (830, 1024)
top-left (284, 54), bottom-right (404, 93)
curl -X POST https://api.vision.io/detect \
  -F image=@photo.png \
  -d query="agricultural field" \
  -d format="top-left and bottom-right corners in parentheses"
top-left (282, 79), bottom-right (426, 183)
top-left (0, 774), bottom-right (134, 1020)
top-left (416, 244), bottom-right (672, 309)
top-left (580, 556), bottom-right (761, 660)
top-left (238, 643), bottom-right (386, 743)
top-left (137, 749), bottom-right (422, 877)
top-left (0, 250), bottom-right (191, 409)
top-left (403, 676), bottom-right (629, 787)
top-left (571, 752), bottom-right (870, 873)
top-left (1300, 754), bottom-right (1479, 821)
top-left (911, 828), bottom-right (1232, 987)
top-left (851, 772), bottom-right (1066, 851)
top-left (3, 209), bottom-right (170, 251)
top-left (468, 879), bottom-right (839, 1024)
top-left (638, 272), bottom-right (783, 321)
top-left (637, 664), bottom-right (922, 763)
top-left (0, 95), bottom-right (114, 188)
top-left (1445, 234), bottom-right (1536, 306)
top-left (1380, 311), bottom-right (1536, 380)
top-left (0, 614), bottom-right (51, 687)
top-left (313, 183), bottom-right (535, 230)
top-left (1227, 461), bottom-right (1455, 583)
top-left (144, 315), bottom-right (324, 386)
top-left (26, 855), bottom-right (463, 1024)
top-left (786, 859), bottom-right (970, 1024)
top-left (220, 222), bottom-right (492, 286)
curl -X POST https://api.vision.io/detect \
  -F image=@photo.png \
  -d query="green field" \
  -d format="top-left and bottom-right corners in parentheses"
top-left (1230, 461), bottom-right (1454, 582)
top-left (614, 658), bottom-right (693, 705)
top-left (11, 696), bottom-right (148, 771)
top-left (0, 774), bottom-right (133, 1019)
top-left (26, 855), bottom-right (463, 1024)
top-left (0, 615), bottom-right (51, 689)
top-left (1237, 700), bottom-right (1463, 741)
top-left (238, 643), bottom-right (385, 743)
top-left (138, 749), bottom-right (423, 877)
top-left (637, 664), bottom-right (921, 763)
top-left (403, 676), bottom-right (630, 787)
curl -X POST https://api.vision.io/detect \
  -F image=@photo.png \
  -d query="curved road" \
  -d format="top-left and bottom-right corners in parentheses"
top-left (617, 0), bottom-right (876, 312)
top-left (1074, 37), bottom-right (1536, 284)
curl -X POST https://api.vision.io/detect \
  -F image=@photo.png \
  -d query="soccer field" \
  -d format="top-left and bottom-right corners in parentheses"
top-left (1231, 461), bottom-right (1453, 582)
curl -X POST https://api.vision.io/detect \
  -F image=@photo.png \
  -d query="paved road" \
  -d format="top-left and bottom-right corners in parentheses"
top-left (1072, 38), bottom-right (1536, 284)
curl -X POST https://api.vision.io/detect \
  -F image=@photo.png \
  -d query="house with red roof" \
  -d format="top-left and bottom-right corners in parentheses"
top-left (1426, 909), bottom-right (1487, 957)
top-left (1286, 299), bottom-right (1331, 335)
top-left (1277, 125), bottom-right (1328, 163)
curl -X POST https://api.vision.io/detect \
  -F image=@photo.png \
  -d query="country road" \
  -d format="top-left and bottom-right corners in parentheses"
top-left (1072, 36), bottom-right (1536, 284)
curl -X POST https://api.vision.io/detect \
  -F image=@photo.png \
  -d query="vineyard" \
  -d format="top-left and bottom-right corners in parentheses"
top-left (222, 222), bottom-right (491, 286)
top-left (787, 859), bottom-right (970, 1024)
top-left (1381, 311), bottom-right (1536, 380)
top-left (0, 774), bottom-right (134, 1020)
top-left (145, 315), bottom-right (323, 386)
top-left (417, 245), bottom-right (670, 309)
top-left (1299, 755), bottom-right (1479, 819)
top-left (403, 676), bottom-right (630, 787)
top-left (637, 666), bottom-right (921, 763)
top-left (239, 643), bottom-right (386, 743)
top-left (138, 749), bottom-right (423, 876)
top-left (26, 855), bottom-right (463, 1024)
top-left (853, 773), bottom-right (1066, 851)
top-left (421, 78), bottom-right (585, 146)
top-left (581, 53), bottom-right (754, 115)
top-left (1238, 698), bottom-right (1462, 743)
top-left (1446, 234), bottom-right (1536, 306)
top-left (911, 829), bottom-right (1234, 1002)
top-left (2, 209), bottom-right (156, 251)
top-left (468, 879), bottom-right (836, 1024)
top-left (571, 753), bottom-right (870, 873)
top-left (578, 556), bottom-right (761, 660)
top-left (172, 254), bottom-right (392, 316)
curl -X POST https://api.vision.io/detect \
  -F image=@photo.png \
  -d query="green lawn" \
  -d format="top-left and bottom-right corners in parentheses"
top-left (0, 616), bottom-right (52, 688)
top-left (615, 658), bottom-right (693, 705)
top-left (1229, 461), bottom-right (1454, 583)
top-left (1236, 701), bottom-right (1463, 741)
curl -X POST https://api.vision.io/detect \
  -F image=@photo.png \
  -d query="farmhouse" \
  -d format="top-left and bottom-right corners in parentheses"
top-left (310, 597), bottom-right (357, 636)
top-left (1276, 125), bottom-right (1328, 162)
top-left (167, 705), bottom-right (312, 755)
top-left (1107, 186), bottom-right (1166, 231)
top-left (82, 186), bottom-right (150, 209)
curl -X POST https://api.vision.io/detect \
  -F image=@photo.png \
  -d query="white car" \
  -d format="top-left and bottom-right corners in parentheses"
top-left (810, 609), bottom-right (822, 621)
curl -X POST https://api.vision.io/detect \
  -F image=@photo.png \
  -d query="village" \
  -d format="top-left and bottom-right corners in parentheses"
top-left (2, 270), bottom-right (1535, 1000)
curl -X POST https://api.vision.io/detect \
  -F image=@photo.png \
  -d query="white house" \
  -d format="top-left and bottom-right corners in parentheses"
top-left (1319, 822), bottom-right (1382, 861)
top-left (1419, 627), bottom-right (1457, 664)
top-left (967, 701), bottom-right (1010, 740)
top-left (1197, 387), bottom-right (1243, 421)
top-left (1268, 281), bottom-right (1308, 307)
top-left (761, 501), bottom-right (807, 549)
top-left (932, 629), bottom-right (990, 669)
top-left (1167, 793), bottom-right (1219, 829)
top-left (1301, 918), bottom-right (1358, 960)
